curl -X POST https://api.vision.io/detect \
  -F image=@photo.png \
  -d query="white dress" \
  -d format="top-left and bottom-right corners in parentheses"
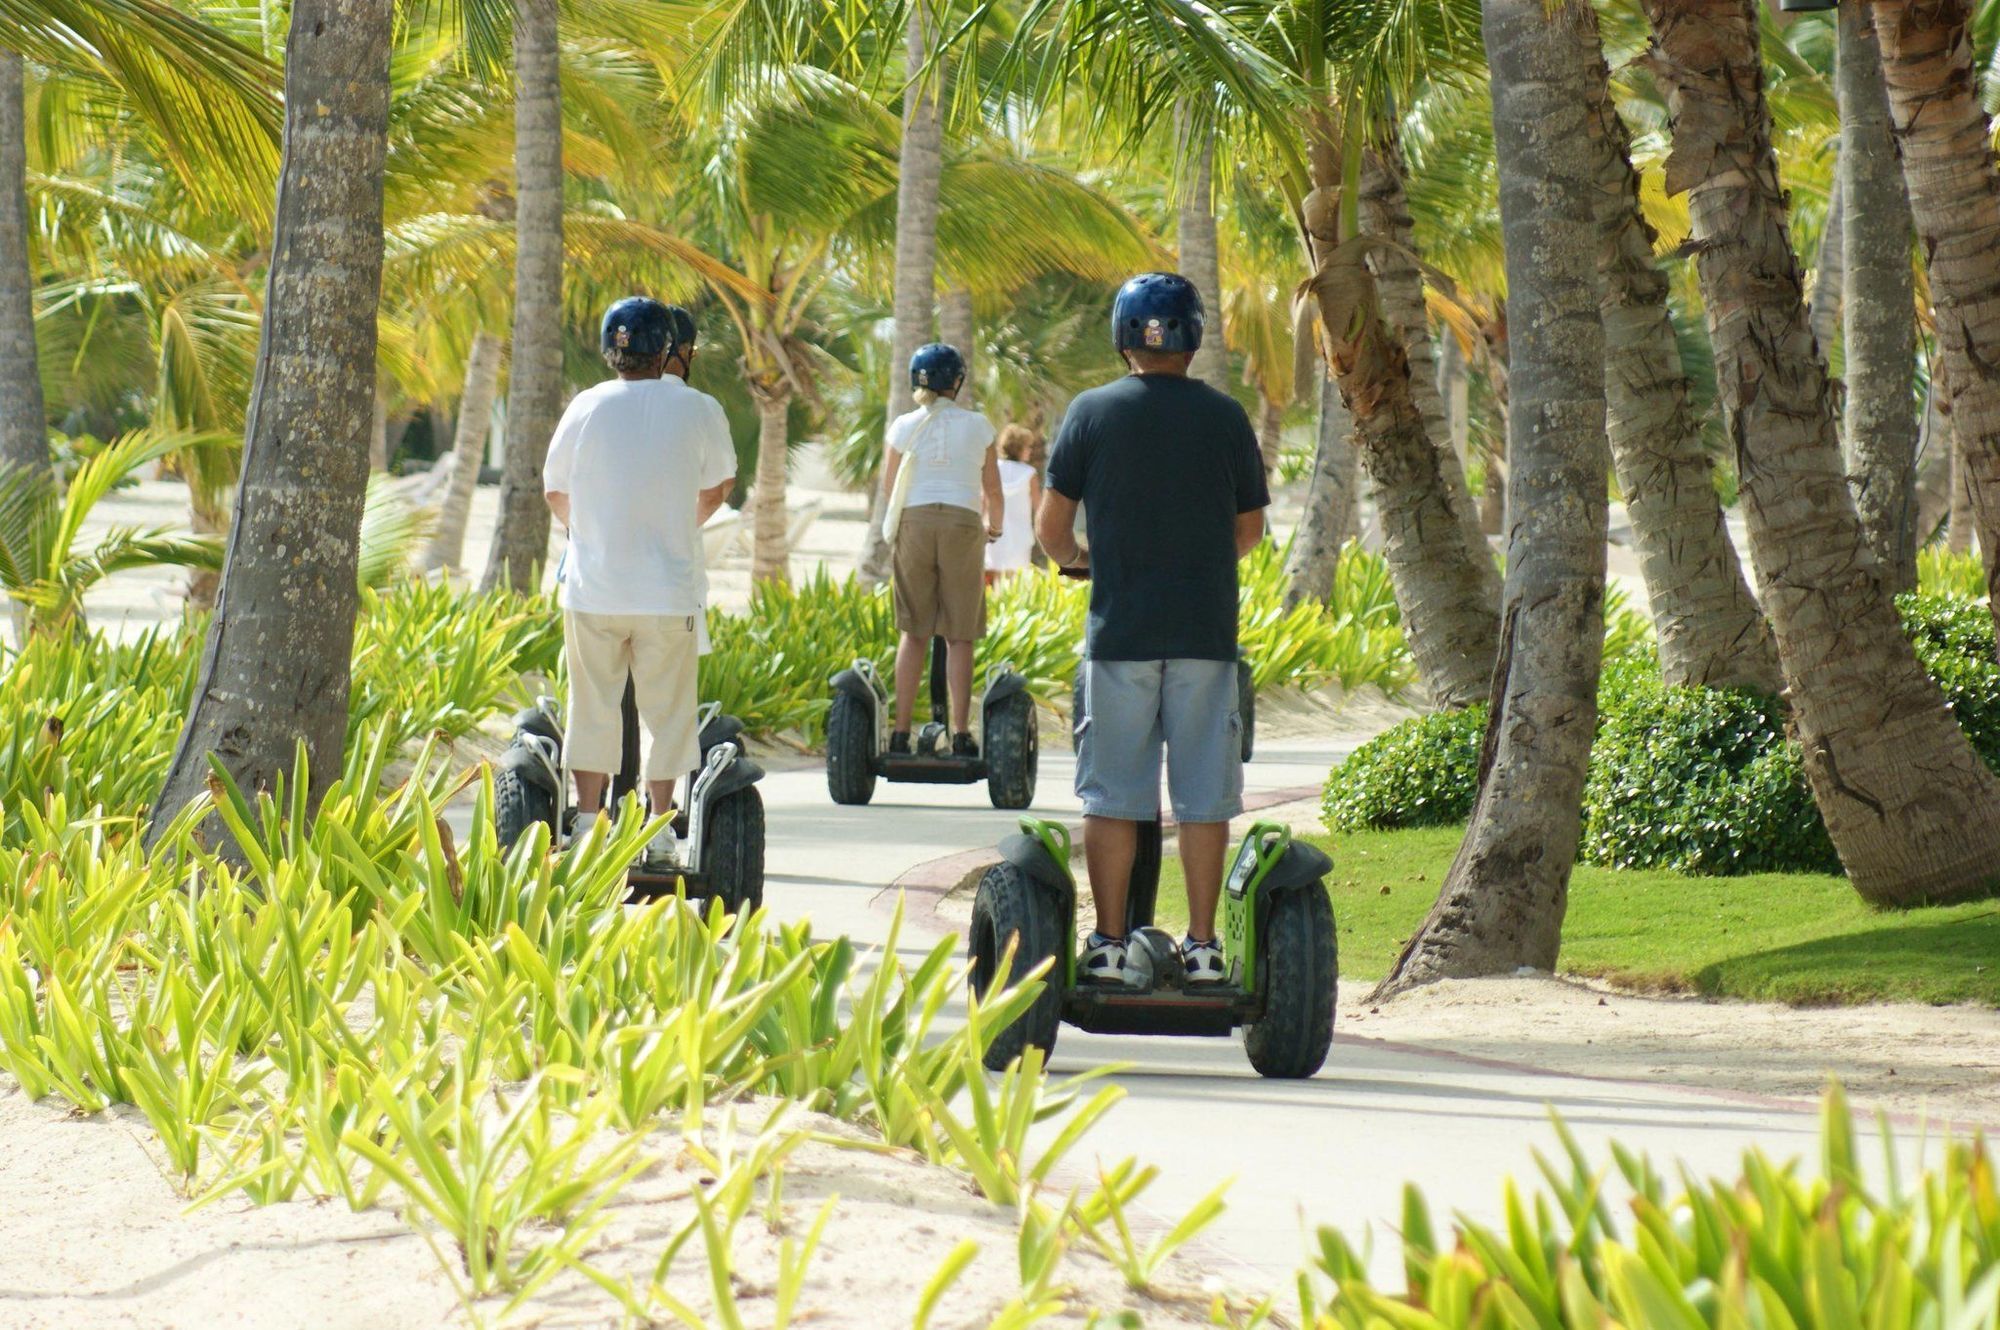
top-left (986, 459), bottom-right (1038, 573)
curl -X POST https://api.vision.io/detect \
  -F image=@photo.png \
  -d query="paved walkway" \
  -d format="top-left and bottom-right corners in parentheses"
top-left (759, 735), bottom-right (1897, 1291)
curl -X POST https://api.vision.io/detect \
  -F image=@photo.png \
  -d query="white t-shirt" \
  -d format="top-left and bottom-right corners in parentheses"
top-left (886, 399), bottom-right (996, 512)
top-left (986, 458), bottom-right (1038, 572)
top-left (543, 376), bottom-right (736, 616)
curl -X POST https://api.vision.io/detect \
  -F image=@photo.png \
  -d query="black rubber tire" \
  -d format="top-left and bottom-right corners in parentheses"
top-left (968, 862), bottom-right (1064, 1071)
top-left (985, 690), bottom-right (1039, 810)
top-left (1236, 654), bottom-right (1256, 763)
top-left (701, 786), bottom-right (766, 914)
top-left (1243, 884), bottom-right (1337, 1079)
top-left (825, 691), bottom-right (878, 806)
top-left (494, 765), bottom-right (557, 853)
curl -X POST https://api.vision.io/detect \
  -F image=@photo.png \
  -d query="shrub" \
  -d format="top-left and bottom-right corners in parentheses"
top-left (1321, 705), bottom-right (1486, 831)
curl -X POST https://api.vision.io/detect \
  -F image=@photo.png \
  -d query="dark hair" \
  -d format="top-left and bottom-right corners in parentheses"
top-left (604, 346), bottom-right (664, 374)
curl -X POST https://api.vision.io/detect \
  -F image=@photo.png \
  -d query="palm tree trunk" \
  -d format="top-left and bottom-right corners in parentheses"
top-left (860, 2), bottom-right (943, 587)
top-left (480, 0), bottom-right (562, 595)
top-left (1379, 0), bottom-right (1608, 993)
top-left (1360, 138), bottom-right (1499, 599)
top-left (1868, 0), bottom-right (2000, 622)
top-left (417, 329), bottom-right (501, 574)
top-left (1808, 174), bottom-right (1844, 371)
top-left (1439, 331), bottom-right (1471, 473)
top-left (1283, 366), bottom-right (1360, 608)
top-left (1178, 111), bottom-right (1229, 394)
top-left (1948, 435), bottom-right (1975, 552)
top-left (1302, 116), bottom-right (1499, 708)
top-left (1254, 391), bottom-right (1282, 476)
top-left (1913, 371), bottom-right (1952, 545)
top-left (1582, 33), bottom-right (1780, 691)
top-left (0, 50), bottom-right (47, 484)
top-left (750, 385), bottom-right (792, 584)
top-left (368, 385), bottom-right (389, 472)
top-left (150, 0), bottom-right (390, 842)
top-left (1646, 0), bottom-right (2000, 906)
top-left (1832, 0), bottom-right (1914, 594)
top-left (941, 285), bottom-right (975, 408)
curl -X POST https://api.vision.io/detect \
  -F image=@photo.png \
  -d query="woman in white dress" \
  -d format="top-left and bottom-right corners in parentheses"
top-left (984, 424), bottom-right (1043, 584)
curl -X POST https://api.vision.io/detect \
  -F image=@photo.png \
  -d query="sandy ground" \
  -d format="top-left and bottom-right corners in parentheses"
top-left (0, 1087), bottom-right (1228, 1330)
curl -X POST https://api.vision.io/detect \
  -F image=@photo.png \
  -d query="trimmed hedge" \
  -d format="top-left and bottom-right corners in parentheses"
top-left (1322, 594), bottom-right (1998, 876)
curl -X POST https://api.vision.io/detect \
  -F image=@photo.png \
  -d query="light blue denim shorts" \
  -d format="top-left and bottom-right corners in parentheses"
top-left (1074, 658), bottom-right (1243, 823)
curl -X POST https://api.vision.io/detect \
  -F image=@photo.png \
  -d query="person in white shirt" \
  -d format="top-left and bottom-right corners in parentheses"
top-left (880, 342), bottom-right (1003, 756)
top-left (984, 424), bottom-right (1043, 582)
top-left (543, 297), bottom-right (735, 866)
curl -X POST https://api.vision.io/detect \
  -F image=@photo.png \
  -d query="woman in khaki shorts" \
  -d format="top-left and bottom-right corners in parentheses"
top-left (881, 343), bottom-right (1003, 756)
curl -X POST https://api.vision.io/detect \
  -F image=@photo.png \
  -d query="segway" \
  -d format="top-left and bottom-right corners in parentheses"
top-left (1071, 650), bottom-right (1257, 762)
top-left (826, 638), bottom-right (1037, 809)
top-left (492, 680), bottom-right (767, 911)
top-left (967, 816), bottom-right (1337, 1079)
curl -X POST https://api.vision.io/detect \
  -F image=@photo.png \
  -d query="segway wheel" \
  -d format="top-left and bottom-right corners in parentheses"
top-left (969, 862), bottom-right (1063, 1071)
top-left (825, 690), bottom-right (877, 806)
top-left (1236, 654), bottom-right (1256, 763)
top-left (702, 785), bottom-right (766, 914)
top-left (493, 766), bottom-right (557, 853)
top-left (985, 690), bottom-right (1038, 810)
top-left (1243, 884), bottom-right (1337, 1079)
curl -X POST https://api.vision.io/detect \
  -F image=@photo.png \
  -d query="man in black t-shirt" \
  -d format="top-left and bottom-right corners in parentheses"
top-left (1035, 272), bottom-right (1271, 988)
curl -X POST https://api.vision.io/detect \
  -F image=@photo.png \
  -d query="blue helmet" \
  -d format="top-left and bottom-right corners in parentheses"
top-left (1111, 272), bottom-right (1204, 354)
top-left (663, 305), bottom-right (698, 357)
top-left (600, 296), bottom-right (674, 359)
top-left (910, 342), bottom-right (966, 393)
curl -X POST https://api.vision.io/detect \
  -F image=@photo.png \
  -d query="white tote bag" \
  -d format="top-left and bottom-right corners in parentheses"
top-left (881, 405), bottom-right (943, 546)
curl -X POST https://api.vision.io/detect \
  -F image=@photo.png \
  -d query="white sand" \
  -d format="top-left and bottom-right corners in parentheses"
top-left (0, 1088), bottom-right (1228, 1329)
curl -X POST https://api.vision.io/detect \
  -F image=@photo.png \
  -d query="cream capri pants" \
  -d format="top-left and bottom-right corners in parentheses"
top-left (563, 611), bottom-right (701, 782)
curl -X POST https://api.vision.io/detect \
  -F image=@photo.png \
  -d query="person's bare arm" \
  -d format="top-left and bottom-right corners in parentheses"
top-left (1235, 507), bottom-right (1266, 558)
top-left (546, 491), bottom-right (571, 528)
top-left (696, 479), bottom-right (733, 526)
top-left (880, 449), bottom-right (903, 498)
top-left (981, 445), bottom-right (1004, 538)
top-left (1037, 488), bottom-right (1087, 569)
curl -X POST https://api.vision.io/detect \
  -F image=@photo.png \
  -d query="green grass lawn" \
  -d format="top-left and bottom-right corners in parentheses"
top-left (1149, 826), bottom-right (2000, 1006)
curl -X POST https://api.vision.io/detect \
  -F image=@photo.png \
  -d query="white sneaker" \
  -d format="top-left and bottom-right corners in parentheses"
top-left (1180, 935), bottom-right (1226, 985)
top-left (1080, 932), bottom-right (1129, 985)
top-left (641, 827), bottom-right (681, 872)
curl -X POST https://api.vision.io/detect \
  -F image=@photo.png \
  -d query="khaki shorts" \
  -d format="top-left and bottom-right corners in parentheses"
top-left (892, 503), bottom-right (987, 640)
top-left (563, 611), bottom-right (700, 782)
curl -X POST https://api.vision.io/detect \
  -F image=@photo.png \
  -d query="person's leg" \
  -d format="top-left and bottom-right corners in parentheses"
top-left (1074, 659), bottom-right (1164, 952)
top-left (563, 611), bottom-right (633, 817)
top-left (646, 777), bottom-right (678, 817)
top-left (1161, 658), bottom-right (1246, 947)
top-left (945, 639), bottom-right (974, 733)
top-left (893, 631), bottom-right (925, 735)
top-left (630, 614), bottom-right (701, 856)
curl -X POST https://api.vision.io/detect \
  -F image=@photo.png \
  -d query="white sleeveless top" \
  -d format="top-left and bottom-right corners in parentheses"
top-left (886, 399), bottom-right (996, 512)
top-left (986, 459), bottom-right (1037, 572)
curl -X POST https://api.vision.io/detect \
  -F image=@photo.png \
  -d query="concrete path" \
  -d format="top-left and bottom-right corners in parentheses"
top-left (759, 734), bottom-right (1895, 1292)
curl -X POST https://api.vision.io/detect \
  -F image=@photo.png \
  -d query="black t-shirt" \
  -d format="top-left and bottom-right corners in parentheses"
top-left (1046, 373), bottom-right (1270, 661)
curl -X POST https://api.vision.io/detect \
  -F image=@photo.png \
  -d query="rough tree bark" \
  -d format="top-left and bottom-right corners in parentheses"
top-left (150, 0), bottom-right (391, 838)
top-left (1868, 0), bottom-right (2000, 626)
top-left (417, 329), bottom-right (501, 574)
top-left (1301, 114), bottom-right (1500, 708)
top-left (1913, 372), bottom-right (1952, 544)
top-left (480, 0), bottom-right (563, 594)
top-left (1282, 366), bottom-right (1361, 607)
top-left (1645, 0), bottom-right (2000, 906)
top-left (1439, 330), bottom-right (1471, 473)
top-left (749, 386), bottom-right (792, 584)
top-left (859, 3), bottom-right (943, 587)
top-left (1379, 0), bottom-right (1608, 993)
top-left (1582, 36), bottom-right (1780, 691)
top-left (1178, 113), bottom-right (1229, 394)
top-left (1949, 435), bottom-right (1975, 552)
top-left (1254, 392), bottom-right (1283, 476)
top-left (1360, 139), bottom-right (1500, 603)
top-left (1838, 0), bottom-right (1920, 593)
top-left (0, 50), bottom-right (46, 483)
top-left (941, 284), bottom-right (975, 408)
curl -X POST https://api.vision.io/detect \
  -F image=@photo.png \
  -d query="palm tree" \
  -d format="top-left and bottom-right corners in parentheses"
top-left (1866, 0), bottom-right (2000, 614)
top-left (1178, 109), bottom-right (1230, 394)
top-left (0, 51), bottom-right (45, 491)
top-left (481, 0), bottom-right (563, 594)
top-left (1644, 0), bottom-right (2000, 906)
top-left (416, 328), bottom-right (502, 574)
top-left (152, 0), bottom-right (393, 839)
top-left (1581, 32), bottom-right (1779, 692)
top-left (1380, 0), bottom-right (1608, 992)
top-left (1283, 364), bottom-right (1359, 607)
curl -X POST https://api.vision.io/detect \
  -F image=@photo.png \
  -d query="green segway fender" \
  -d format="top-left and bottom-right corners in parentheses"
top-left (1221, 822), bottom-right (1333, 990)
top-left (998, 816), bottom-right (1079, 988)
